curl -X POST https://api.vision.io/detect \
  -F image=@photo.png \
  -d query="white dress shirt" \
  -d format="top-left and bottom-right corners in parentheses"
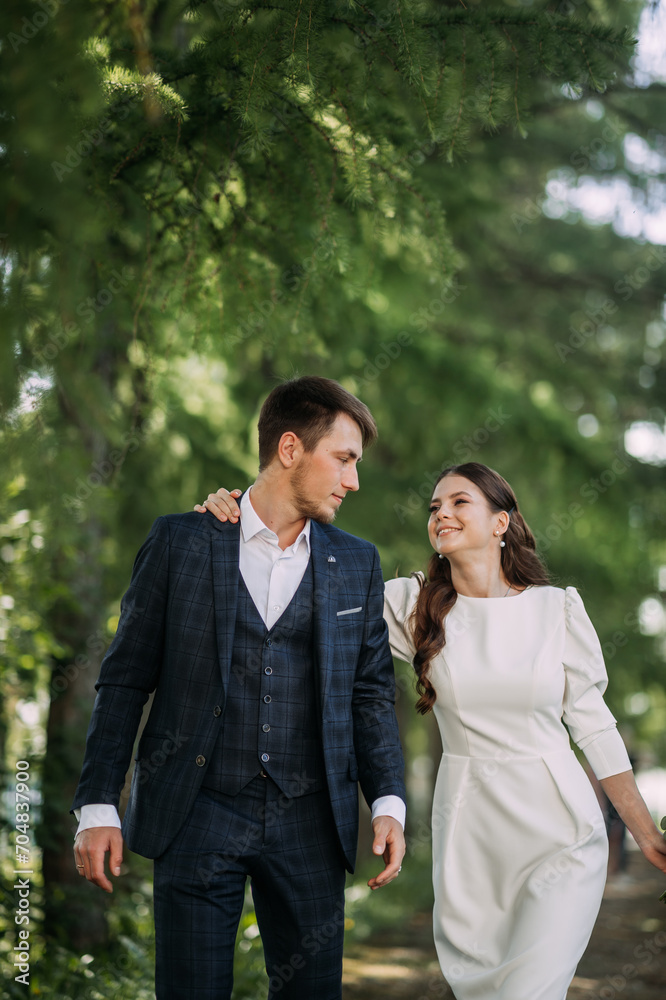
top-left (76, 488), bottom-right (405, 834)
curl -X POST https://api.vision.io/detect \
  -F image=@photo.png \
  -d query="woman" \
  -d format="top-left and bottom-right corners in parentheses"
top-left (198, 464), bottom-right (666, 1000)
top-left (382, 462), bottom-right (666, 999)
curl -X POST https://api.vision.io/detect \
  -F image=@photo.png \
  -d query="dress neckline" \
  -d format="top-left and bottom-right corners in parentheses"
top-left (455, 585), bottom-right (535, 601)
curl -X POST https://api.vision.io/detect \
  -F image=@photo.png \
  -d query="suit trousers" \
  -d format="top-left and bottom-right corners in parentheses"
top-left (153, 773), bottom-right (347, 1000)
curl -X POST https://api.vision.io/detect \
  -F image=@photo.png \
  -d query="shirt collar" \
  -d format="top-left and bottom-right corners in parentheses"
top-left (240, 486), bottom-right (311, 553)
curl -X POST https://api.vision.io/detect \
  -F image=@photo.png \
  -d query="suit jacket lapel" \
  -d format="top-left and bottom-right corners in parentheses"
top-left (211, 517), bottom-right (241, 692)
top-left (311, 522), bottom-right (339, 720)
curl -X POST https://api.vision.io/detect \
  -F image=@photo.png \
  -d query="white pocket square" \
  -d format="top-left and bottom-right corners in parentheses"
top-left (337, 607), bottom-right (362, 616)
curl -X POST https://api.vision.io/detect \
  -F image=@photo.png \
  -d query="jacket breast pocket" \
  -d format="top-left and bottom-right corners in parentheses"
top-left (336, 606), bottom-right (363, 627)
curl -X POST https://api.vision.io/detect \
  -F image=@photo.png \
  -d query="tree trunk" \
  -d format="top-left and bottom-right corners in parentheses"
top-left (39, 512), bottom-right (110, 948)
top-left (38, 337), bottom-right (137, 947)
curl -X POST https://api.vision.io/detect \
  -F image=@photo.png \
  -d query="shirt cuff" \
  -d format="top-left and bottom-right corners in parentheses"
top-left (371, 795), bottom-right (406, 830)
top-left (75, 803), bottom-right (122, 836)
top-left (579, 725), bottom-right (632, 780)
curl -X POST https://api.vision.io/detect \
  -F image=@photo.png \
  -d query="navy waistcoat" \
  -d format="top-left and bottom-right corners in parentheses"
top-left (201, 557), bottom-right (326, 797)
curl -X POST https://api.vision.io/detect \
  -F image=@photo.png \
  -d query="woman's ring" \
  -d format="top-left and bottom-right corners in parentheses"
top-left (76, 864), bottom-right (84, 869)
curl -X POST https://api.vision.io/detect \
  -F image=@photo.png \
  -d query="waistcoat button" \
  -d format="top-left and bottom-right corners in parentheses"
top-left (264, 666), bottom-right (273, 675)
top-left (261, 753), bottom-right (270, 763)
top-left (265, 638), bottom-right (272, 647)
top-left (195, 755), bottom-right (206, 766)
top-left (213, 706), bottom-right (222, 717)
top-left (263, 694), bottom-right (271, 704)
top-left (262, 724), bottom-right (270, 733)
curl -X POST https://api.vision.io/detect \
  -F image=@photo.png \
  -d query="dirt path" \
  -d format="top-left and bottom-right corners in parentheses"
top-left (342, 852), bottom-right (666, 999)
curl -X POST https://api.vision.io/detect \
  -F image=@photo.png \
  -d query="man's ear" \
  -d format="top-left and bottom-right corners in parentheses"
top-left (276, 431), bottom-right (303, 469)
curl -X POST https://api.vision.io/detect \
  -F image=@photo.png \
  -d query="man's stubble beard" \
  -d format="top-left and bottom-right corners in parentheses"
top-left (290, 466), bottom-right (338, 525)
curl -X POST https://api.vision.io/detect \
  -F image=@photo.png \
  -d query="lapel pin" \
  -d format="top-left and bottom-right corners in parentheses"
top-left (327, 555), bottom-right (336, 563)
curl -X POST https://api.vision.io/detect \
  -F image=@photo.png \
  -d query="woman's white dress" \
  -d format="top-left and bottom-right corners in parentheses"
top-left (383, 579), bottom-right (632, 1000)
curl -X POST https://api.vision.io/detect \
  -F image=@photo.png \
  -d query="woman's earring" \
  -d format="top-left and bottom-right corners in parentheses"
top-left (495, 531), bottom-right (506, 548)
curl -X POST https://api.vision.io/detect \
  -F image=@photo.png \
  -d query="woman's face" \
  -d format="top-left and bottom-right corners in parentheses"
top-left (427, 474), bottom-right (504, 559)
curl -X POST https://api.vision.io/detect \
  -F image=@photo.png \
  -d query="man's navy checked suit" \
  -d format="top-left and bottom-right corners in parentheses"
top-left (72, 507), bottom-right (405, 999)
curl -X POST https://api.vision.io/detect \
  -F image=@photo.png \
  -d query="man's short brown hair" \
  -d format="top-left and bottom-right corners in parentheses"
top-left (257, 376), bottom-right (377, 471)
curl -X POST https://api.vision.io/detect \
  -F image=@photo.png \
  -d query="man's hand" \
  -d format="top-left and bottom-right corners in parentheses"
top-left (194, 488), bottom-right (242, 523)
top-left (367, 816), bottom-right (406, 890)
top-left (74, 827), bottom-right (125, 893)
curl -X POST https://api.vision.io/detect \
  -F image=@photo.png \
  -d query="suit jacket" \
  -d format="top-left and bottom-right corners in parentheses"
top-left (72, 509), bottom-right (406, 870)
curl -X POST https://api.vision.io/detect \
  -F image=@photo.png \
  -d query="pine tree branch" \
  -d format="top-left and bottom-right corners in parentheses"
top-left (501, 26), bottom-right (523, 137)
top-left (448, 27), bottom-right (467, 162)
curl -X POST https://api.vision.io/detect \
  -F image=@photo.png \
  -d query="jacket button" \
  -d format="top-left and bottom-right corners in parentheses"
top-left (262, 724), bottom-right (270, 733)
top-left (195, 755), bottom-right (206, 766)
top-left (261, 753), bottom-right (270, 763)
top-left (213, 706), bottom-right (222, 717)
top-left (263, 694), bottom-right (271, 704)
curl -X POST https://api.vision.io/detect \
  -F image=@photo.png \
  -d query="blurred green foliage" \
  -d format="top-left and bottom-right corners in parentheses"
top-left (1, 0), bottom-right (665, 988)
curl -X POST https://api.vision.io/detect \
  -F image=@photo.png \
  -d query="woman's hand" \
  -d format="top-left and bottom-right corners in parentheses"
top-left (600, 772), bottom-right (666, 884)
top-left (194, 488), bottom-right (242, 523)
top-left (637, 835), bottom-right (666, 877)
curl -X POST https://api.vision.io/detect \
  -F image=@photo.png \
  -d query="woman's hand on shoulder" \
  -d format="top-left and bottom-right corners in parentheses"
top-left (194, 488), bottom-right (242, 522)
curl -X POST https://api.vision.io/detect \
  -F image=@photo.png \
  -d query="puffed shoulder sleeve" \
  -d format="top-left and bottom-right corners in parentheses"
top-left (383, 575), bottom-right (420, 663)
top-left (562, 586), bottom-right (632, 780)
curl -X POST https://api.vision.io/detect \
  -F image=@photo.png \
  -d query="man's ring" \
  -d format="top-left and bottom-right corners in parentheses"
top-left (76, 864), bottom-right (84, 869)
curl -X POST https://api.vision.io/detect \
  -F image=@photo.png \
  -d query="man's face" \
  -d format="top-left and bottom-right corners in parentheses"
top-left (290, 412), bottom-right (363, 523)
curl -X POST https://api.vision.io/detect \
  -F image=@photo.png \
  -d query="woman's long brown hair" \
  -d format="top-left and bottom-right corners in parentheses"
top-left (410, 463), bottom-right (551, 714)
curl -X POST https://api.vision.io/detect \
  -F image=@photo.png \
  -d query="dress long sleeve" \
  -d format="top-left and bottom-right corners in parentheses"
top-left (561, 586), bottom-right (632, 780)
top-left (383, 576), bottom-right (419, 663)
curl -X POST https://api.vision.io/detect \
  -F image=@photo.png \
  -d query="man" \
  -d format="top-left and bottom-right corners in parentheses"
top-left (72, 376), bottom-right (406, 1000)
